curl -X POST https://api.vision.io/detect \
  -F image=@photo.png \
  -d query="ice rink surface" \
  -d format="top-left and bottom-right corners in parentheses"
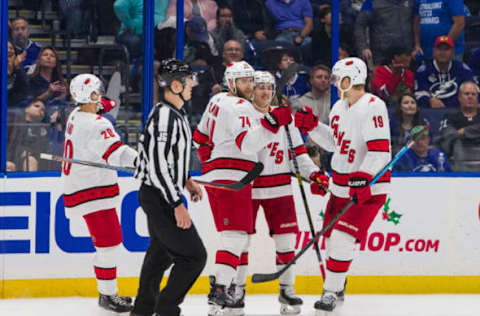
top-left (1, 294), bottom-right (480, 316)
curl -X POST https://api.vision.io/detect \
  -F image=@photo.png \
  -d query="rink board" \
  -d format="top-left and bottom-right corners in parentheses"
top-left (1, 176), bottom-right (480, 297)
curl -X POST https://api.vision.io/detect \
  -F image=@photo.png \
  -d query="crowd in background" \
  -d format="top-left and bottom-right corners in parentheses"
top-left (6, 0), bottom-right (480, 173)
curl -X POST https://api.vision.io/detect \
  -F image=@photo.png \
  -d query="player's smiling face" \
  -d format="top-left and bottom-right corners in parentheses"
top-left (254, 83), bottom-right (274, 106)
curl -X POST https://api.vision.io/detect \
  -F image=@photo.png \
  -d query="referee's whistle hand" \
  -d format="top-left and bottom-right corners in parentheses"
top-left (174, 204), bottom-right (192, 229)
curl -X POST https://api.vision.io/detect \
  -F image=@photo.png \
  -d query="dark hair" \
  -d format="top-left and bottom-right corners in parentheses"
top-left (216, 5), bottom-right (233, 19)
top-left (384, 45), bottom-right (411, 65)
top-left (318, 6), bottom-right (332, 21)
top-left (27, 98), bottom-right (46, 107)
top-left (394, 93), bottom-right (421, 130)
top-left (310, 64), bottom-right (331, 80)
top-left (30, 46), bottom-right (65, 83)
top-left (11, 16), bottom-right (29, 25)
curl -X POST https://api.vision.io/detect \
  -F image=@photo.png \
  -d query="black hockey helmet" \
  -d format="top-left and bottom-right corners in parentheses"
top-left (157, 58), bottom-right (195, 88)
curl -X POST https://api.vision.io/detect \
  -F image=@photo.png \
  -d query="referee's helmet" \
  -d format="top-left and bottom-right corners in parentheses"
top-left (157, 58), bottom-right (197, 88)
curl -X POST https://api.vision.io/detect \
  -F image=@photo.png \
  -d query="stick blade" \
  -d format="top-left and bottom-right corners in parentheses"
top-left (251, 272), bottom-right (280, 283)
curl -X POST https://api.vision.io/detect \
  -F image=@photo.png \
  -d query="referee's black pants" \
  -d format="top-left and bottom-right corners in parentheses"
top-left (133, 184), bottom-right (207, 316)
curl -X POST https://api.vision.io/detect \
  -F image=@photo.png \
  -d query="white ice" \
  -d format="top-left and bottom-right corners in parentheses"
top-left (1, 294), bottom-right (479, 316)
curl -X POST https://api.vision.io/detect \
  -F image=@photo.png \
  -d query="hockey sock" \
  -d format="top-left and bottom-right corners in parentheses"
top-left (324, 230), bottom-right (355, 292)
top-left (234, 235), bottom-right (250, 287)
top-left (215, 231), bottom-right (249, 286)
top-left (273, 233), bottom-right (296, 287)
top-left (93, 244), bottom-right (120, 295)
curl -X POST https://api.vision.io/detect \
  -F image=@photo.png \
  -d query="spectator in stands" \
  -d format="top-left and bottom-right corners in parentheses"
top-left (413, 0), bottom-right (466, 61)
top-left (390, 93), bottom-right (430, 154)
top-left (394, 126), bottom-right (451, 172)
top-left (311, 6), bottom-right (333, 66)
top-left (114, 0), bottom-right (170, 59)
top-left (28, 46), bottom-right (67, 107)
top-left (415, 36), bottom-right (473, 108)
top-left (210, 5), bottom-right (246, 58)
top-left (211, 39), bottom-right (244, 94)
top-left (372, 45), bottom-right (414, 106)
top-left (266, 0), bottom-right (314, 64)
top-left (231, 0), bottom-right (273, 43)
top-left (7, 99), bottom-right (52, 172)
top-left (10, 16), bottom-right (41, 73)
top-left (338, 42), bottom-right (352, 60)
top-left (354, 0), bottom-right (413, 66)
top-left (438, 81), bottom-right (480, 171)
top-left (291, 64), bottom-right (331, 123)
top-left (276, 50), bottom-right (309, 101)
top-left (184, 16), bottom-right (217, 64)
top-left (468, 47), bottom-right (480, 86)
top-left (7, 40), bottom-right (29, 107)
top-left (167, 0), bottom-right (218, 31)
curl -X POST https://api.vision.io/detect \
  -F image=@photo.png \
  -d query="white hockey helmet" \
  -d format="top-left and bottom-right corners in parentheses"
top-left (331, 57), bottom-right (367, 95)
top-left (70, 73), bottom-right (104, 104)
top-left (254, 71), bottom-right (276, 90)
top-left (224, 61), bottom-right (255, 94)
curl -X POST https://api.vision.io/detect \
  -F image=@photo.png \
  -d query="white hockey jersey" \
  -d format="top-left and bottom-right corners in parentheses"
top-left (309, 93), bottom-right (391, 198)
top-left (61, 107), bottom-right (137, 217)
top-left (193, 93), bottom-right (277, 182)
top-left (249, 107), bottom-right (318, 200)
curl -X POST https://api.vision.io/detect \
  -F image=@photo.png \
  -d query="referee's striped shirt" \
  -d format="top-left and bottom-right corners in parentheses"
top-left (135, 101), bottom-right (192, 208)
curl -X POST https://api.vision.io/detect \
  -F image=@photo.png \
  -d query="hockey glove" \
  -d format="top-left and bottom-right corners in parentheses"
top-left (309, 170), bottom-right (329, 196)
top-left (294, 106), bottom-right (318, 134)
top-left (99, 97), bottom-right (117, 114)
top-left (260, 106), bottom-right (293, 134)
top-left (348, 171), bottom-right (373, 205)
top-left (197, 143), bottom-right (213, 162)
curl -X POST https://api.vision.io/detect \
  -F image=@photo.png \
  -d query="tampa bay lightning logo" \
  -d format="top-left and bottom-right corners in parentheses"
top-left (413, 163), bottom-right (437, 172)
top-left (429, 80), bottom-right (458, 99)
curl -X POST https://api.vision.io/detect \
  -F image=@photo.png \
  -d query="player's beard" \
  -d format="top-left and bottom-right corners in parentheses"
top-left (237, 87), bottom-right (253, 100)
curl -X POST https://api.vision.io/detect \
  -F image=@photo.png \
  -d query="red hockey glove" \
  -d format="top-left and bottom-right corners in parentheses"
top-left (348, 171), bottom-right (373, 205)
top-left (99, 97), bottom-right (117, 113)
top-left (260, 106), bottom-right (293, 133)
top-left (294, 106), bottom-right (318, 134)
top-left (197, 143), bottom-right (213, 162)
top-left (309, 170), bottom-right (329, 196)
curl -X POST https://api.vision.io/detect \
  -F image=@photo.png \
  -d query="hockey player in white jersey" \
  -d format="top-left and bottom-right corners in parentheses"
top-left (193, 62), bottom-right (293, 315)
top-left (62, 74), bottom-right (137, 313)
top-left (227, 71), bottom-right (330, 315)
top-left (295, 57), bottom-right (391, 313)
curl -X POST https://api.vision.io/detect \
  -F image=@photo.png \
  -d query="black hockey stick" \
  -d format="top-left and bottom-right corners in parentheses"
top-left (193, 162), bottom-right (264, 191)
top-left (251, 126), bottom-right (428, 283)
top-left (277, 62), bottom-right (327, 279)
top-left (40, 153), bottom-right (135, 173)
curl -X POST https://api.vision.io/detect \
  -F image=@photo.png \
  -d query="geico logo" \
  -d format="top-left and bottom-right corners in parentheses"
top-left (0, 191), bottom-right (148, 254)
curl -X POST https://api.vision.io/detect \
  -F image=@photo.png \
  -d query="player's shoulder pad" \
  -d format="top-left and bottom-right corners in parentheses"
top-left (366, 93), bottom-right (387, 110)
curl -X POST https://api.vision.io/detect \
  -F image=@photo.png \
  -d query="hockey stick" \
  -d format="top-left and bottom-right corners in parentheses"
top-left (277, 62), bottom-right (327, 280)
top-left (193, 162), bottom-right (264, 191)
top-left (40, 153), bottom-right (135, 173)
top-left (251, 126), bottom-right (428, 283)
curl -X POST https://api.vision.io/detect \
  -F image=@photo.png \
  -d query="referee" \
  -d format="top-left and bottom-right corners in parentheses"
top-left (132, 59), bottom-right (207, 316)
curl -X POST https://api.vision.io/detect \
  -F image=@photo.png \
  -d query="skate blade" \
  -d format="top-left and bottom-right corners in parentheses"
top-left (280, 304), bottom-right (301, 315)
top-left (209, 304), bottom-right (227, 316)
top-left (224, 307), bottom-right (245, 316)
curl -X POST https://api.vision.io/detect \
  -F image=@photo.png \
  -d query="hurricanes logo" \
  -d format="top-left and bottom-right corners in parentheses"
top-left (382, 197), bottom-right (402, 225)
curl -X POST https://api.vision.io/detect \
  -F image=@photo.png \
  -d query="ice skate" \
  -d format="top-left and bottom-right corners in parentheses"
top-left (278, 286), bottom-right (303, 315)
top-left (208, 276), bottom-right (236, 316)
top-left (225, 283), bottom-right (245, 316)
top-left (98, 293), bottom-right (133, 313)
top-left (314, 291), bottom-right (337, 314)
